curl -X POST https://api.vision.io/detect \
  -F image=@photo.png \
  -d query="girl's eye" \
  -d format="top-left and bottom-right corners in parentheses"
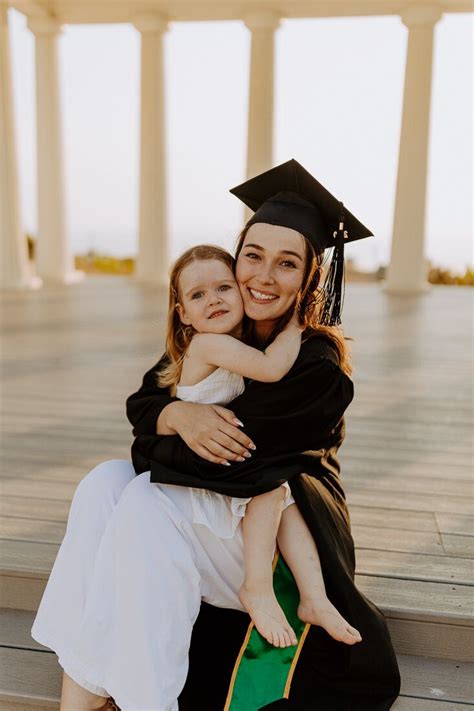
top-left (191, 291), bottom-right (204, 299)
top-left (281, 260), bottom-right (297, 268)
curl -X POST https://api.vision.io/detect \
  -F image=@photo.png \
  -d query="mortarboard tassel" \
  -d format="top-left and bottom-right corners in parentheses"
top-left (320, 202), bottom-right (346, 326)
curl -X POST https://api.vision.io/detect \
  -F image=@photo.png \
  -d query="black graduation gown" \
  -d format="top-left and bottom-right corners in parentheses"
top-left (126, 336), bottom-right (401, 710)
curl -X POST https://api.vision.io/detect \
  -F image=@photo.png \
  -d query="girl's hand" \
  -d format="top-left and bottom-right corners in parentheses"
top-left (162, 401), bottom-right (255, 465)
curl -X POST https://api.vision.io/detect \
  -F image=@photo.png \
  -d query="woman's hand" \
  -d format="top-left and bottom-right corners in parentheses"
top-left (159, 401), bottom-right (256, 465)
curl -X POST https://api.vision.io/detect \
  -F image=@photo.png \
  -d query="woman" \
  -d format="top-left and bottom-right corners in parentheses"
top-left (31, 160), bottom-right (400, 710)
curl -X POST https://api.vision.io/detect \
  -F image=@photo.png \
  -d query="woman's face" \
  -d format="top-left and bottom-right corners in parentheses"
top-left (235, 223), bottom-right (306, 335)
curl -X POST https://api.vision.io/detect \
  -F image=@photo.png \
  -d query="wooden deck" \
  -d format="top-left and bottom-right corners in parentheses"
top-left (0, 276), bottom-right (473, 707)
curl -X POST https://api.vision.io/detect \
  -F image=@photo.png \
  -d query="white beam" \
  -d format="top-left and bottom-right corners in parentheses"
top-left (9, 0), bottom-right (473, 25)
top-left (385, 4), bottom-right (442, 295)
top-left (28, 15), bottom-right (83, 284)
top-left (0, 5), bottom-right (40, 289)
top-left (133, 14), bottom-right (168, 286)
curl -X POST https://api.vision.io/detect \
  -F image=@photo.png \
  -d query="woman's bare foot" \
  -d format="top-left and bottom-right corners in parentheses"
top-left (239, 583), bottom-right (298, 648)
top-left (298, 597), bottom-right (362, 645)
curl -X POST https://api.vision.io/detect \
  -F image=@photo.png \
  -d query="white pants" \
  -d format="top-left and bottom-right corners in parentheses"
top-left (31, 460), bottom-right (295, 711)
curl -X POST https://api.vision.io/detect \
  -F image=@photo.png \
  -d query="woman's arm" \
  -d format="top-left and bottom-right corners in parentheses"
top-left (189, 320), bottom-right (302, 383)
top-left (126, 354), bottom-right (255, 460)
top-left (126, 355), bottom-right (178, 436)
top-left (133, 338), bottom-right (354, 488)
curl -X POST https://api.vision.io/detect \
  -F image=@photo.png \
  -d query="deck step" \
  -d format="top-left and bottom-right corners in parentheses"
top-left (0, 614), bottom-right (473, 711)
top-left (2, 563), bottom-right (472, 662)
top-left (0, 648), bottom-right (60, 710)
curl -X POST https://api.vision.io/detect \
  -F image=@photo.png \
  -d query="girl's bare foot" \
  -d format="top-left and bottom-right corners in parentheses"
top-left (298, 597), bottom-right (362, 645)
top-left (239, 584), bottom-right (298, 648)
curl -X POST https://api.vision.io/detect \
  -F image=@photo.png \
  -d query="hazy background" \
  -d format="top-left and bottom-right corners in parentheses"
top-left (9, 9), bottom-right (473, 272)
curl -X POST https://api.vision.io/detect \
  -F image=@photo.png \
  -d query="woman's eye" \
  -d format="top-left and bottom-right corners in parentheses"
top-left (245, 252), bottom-right (260, 260)
top-left (191, 291), bottom-right (204, 299)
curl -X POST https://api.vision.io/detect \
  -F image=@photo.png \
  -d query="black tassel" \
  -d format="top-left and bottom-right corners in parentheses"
top-left (320, 202), bottom-right (346, 326)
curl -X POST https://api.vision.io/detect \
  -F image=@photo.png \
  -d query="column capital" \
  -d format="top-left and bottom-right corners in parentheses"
top-left (27, 16), bottom-right (63, 36)
top-left (243, 10), bottom-right (280, 32)
top-left (133, 14), bottom-right (168, 34)
top-left (401, 5), bottom-right (443, 28)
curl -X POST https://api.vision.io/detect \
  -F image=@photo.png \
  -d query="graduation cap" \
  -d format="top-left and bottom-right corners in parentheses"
top-left (230, 159), bottom-right (373, 326)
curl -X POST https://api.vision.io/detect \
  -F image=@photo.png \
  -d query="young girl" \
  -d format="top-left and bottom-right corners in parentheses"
top-left (158, 244), bottom-right (362, 649)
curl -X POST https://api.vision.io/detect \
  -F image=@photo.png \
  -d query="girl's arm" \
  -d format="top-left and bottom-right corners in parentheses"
top-left (189, 319), bottom-right (302, 383)
top-left (126, 355), bottom-right (178, 435)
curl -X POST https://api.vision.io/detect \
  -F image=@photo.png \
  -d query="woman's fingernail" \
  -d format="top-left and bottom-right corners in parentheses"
top-left (249, 443), bottom-right (256, 450)
top-left (237, 456), bottom-right (245, 462)
top-left (221, 461), bottom-right (231, 466)
top-left (233, 419), bottom-right (244, 427)
top-left (243, 452), bottom-right (252, 458)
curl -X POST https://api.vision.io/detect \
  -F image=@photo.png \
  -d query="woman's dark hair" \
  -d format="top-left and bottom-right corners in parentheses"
top-left (235, 226), bottom-right (353, 376)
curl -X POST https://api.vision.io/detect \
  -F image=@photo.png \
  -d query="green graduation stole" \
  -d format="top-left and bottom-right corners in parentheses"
top-left (224, 553), bottom-right (310, 710)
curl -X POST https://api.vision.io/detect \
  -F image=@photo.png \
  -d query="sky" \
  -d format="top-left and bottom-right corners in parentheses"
top-left (8, 9), bottom-right (473, 272)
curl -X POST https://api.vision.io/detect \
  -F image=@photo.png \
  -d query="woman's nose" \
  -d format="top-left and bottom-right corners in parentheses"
top-left (257, 264), bottom-right (276, 284)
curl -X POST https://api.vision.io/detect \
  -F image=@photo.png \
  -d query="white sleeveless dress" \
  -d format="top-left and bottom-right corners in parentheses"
top-left (176, 367), bottom-right (291, 539)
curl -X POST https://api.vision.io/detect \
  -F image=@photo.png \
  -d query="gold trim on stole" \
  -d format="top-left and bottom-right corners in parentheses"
top-left (224, 551), bottom-right (311, 708)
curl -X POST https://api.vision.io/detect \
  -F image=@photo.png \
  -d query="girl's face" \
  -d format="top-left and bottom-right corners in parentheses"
top-left (235, 223), bottom-right (306, 335)
top-left (176, 259), bottom-right (244, 335)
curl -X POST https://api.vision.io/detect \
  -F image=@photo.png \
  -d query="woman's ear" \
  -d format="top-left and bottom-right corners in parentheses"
top-left (176, 302), bottom-right (191, 326)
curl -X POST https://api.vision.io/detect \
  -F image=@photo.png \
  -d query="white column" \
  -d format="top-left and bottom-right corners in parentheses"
top-left (133, 15), bottom-right (168, 286)
top-left (0, 7), bottom-right (40, 289)
top-left (28, 16), bottom-right (82, 284)
top-left (385, 5), bottom-right (442, 295)
top-left (244, 11), bottom-right (280, 181)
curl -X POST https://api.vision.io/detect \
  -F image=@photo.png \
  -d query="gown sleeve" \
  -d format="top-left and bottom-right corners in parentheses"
top-left (126, 354), bottom-right (178, 436)
top-left (131, 337), bottom-right (355, 497)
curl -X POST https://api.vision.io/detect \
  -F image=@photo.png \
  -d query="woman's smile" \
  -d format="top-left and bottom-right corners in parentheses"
top-left (247, 287), bottom-right (279, 303)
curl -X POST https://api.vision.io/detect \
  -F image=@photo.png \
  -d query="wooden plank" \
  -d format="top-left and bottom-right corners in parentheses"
top-left (3, 536), bottom-right (472, 588)
top-left (356, 548), bottom-right (474, 586)
top-left (344, 474), bottom-right (473, 498)
top-left (0, 540), bottom-right (59, 575)
top-left (0, 466), bottom-right (87, 485)
top-left (0, 518), bottom-right (448, 556)
top-left (0, 702), bottom-right (57, 711)
top-left (393, 698), bottom-right (471, 710)
top-left (436, 513), bottom-right (474, 536)
top-left (0, 518), bottom-right (66, 545)
top-left (343, 446), bottom-right (473, 469)
top-left (1, 481), bottom-right (77, 502)
top-left (0, 575), bottom-right (47, 612)
top-left (0, 648), bottom-right (61, 706)
top-left (387, 617), bottom-right (474, 662)
top-left (356, 575), bottom-right (473, 624)
top-left (442, 534), bottom-right (474, 559)
top-left (397, 655), bottom-right (474, 703)
top-left (346, 489), bottom-right (473, 515)
top-left (0, 498), bottom-right (70, 523)
top-left (343, 459), bottom-right (472, 482)
top-left (348, 506), bottom-right (438, 533)
top-left (0, 609), bottom-right (47, 652)
top-left (352, 525), bottom-right (444, 556)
